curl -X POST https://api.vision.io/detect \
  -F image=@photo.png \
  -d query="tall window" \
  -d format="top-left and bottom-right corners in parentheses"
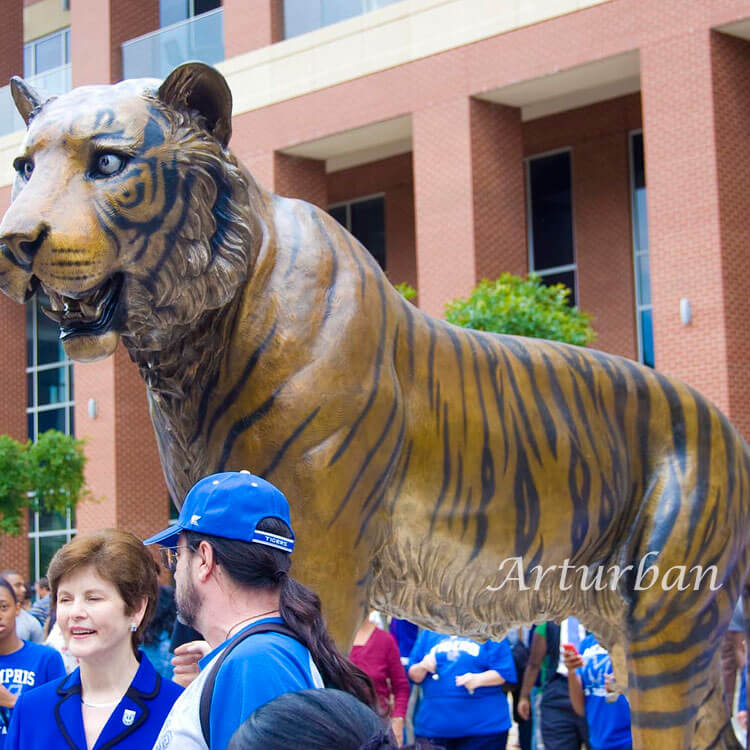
top-left (526, 149), bottom-right (577, 304)
top-left (24, 28), bottom-right (71, 77)
top-left (160, 0), bottom-right (221, 27)
top-left (26, 297), bottom-right (76, 581)
top-left (329, 195), bottom-right (386, 270)
top-left (284, 0), bottom-right (404, 39)
top-left (630, 131), bottom-right (653, 367)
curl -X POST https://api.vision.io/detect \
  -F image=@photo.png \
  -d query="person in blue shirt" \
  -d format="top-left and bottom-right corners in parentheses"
top-left (6, 529), bottom-right (183, 749)
top-left (407, 630), bottom-right (517, 749)
top-left (0, 576), bottom-right (65, 744)
top-left (561, 633), bottom-right (632, 750)
top-left (145, 471), bottom-right (377, 750)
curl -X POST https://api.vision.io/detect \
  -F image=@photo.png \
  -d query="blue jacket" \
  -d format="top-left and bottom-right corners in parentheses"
top-left (5, 652), bottom-right (182, 750)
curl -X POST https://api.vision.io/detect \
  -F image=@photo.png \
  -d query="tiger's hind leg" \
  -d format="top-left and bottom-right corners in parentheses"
top-left (625, 615), bottom-right (741, 750)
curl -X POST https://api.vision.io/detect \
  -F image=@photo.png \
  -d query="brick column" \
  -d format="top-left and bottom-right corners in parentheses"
top-left (641, 29), bottom-right (750, 438)
top-left (0, 0), bottom-right (22, 83)
top-left (75, 347), bottom-right (169, 539)
top-left (71, 0), bottom-right (159, 85)
top-left (274, 153), bottom-right (328, 208)
top-left (413, 97), bottom-right (525, 318)
top-left (224, 0), bottom-right (282, 59)
top-left (711, 31), bottom-right (750, 440)
top-left (574, 132), bottom-right (636, 359)
top-left (0, 185), bottom-right (29, 574)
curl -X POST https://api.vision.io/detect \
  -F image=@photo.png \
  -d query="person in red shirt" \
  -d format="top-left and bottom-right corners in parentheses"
top-left (350, 616), bottom-right (410, 745)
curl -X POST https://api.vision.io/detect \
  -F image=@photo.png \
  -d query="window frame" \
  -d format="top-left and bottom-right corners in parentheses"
top-left (23, 27), bottom-right (71, 78)
top-left (628, 129), bottom-right (654, 367)
top-left (328, 192), bottom-right (387, 270)
top-left (25, 299), bottom-right (76, 581)
top-left (525, 146), bottom-right (579, 304)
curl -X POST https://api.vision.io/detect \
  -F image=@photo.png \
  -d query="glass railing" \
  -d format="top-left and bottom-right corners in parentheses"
top-left (0, 63), bottom-right (72, 137)
top-left (122, 8), bottom-right (224, 81)
top-left (284, 0), bottom-right (404, 39)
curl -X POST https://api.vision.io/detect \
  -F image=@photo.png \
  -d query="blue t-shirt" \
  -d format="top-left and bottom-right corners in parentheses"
top-left (577, 635), bottom-right (632, 750)
top-left (0, 640), bottom-right (66, 744)
top-left (408, 631), bottom-right (517, 738)
top-left (153, 616), bottom-right (324, 750)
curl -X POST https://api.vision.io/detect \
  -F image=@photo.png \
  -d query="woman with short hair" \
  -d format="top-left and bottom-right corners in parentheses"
top-left (6, 529), bottom-right (182, 749)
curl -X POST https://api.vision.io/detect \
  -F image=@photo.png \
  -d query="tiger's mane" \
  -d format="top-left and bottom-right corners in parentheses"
top-left (122, 103), bottom-right (255, 398)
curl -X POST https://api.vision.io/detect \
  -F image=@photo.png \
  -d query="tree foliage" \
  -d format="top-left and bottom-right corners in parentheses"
top-left (445, 273), bottom-right (595, 346)
top-left (0, 431), bottom-right (90, 535)
top-left (394, 282), bottom-right (417, 301)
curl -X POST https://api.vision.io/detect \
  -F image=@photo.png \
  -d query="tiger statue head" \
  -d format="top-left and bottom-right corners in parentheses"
top-left (0, 63), bottom-right (254, 364)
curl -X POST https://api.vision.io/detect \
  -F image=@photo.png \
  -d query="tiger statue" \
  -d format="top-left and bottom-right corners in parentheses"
top-left (0, 63), bottom-right (747, 749)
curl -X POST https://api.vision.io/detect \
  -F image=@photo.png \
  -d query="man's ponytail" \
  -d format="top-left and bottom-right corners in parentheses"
top-left (279, 574), bottom-right (378, 710)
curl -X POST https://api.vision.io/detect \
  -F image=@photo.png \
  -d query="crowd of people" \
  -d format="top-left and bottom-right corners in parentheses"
top-left (0, 469), bottom-right (745, 749)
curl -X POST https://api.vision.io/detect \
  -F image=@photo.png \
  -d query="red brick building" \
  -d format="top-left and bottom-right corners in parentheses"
top-left (0, 0), bottom-right (748, 580)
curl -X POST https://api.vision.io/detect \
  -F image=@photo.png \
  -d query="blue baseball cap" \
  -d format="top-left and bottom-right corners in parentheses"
top-left (143, 470), bottom-right (295, 553)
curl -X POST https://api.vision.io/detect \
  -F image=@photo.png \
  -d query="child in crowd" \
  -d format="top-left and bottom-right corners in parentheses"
top-left (561, 632), bottom-right (633, 750)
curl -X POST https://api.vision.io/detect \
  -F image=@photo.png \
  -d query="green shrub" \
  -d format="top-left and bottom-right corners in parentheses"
top-left (445, 273), bottom-right (595, 346)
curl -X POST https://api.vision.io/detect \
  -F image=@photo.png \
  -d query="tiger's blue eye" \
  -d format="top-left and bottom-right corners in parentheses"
top-left (96, 153), bottom-right (124, 176)
top-left (21, 161), bottom-right (33, 180)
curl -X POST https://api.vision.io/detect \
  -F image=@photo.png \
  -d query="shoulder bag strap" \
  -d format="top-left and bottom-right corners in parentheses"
top-left (199, 621), bottom-right (301, 747)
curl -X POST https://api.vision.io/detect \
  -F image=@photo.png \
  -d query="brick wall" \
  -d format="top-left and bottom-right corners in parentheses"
top-left (711, 31), bottom-right (750, 440)
top-left (412, 97), bottom-right (478, 318)
top-left (524, 94), bottom-right (642, 359)
top-left (0, 0), bottom-right (23, 84)
top-left (327, 153), bottom-right (417, 292)
top-left (113, 347), bottom-right (168, 539)
top-left (224, 0), bottom-right (282, 59)
top-left (71, 0), bottom-right (159, 85)
top-left (641, 29), bottom-right (731, 416)
top-left (274, 153), bottom-right (327, 208)
top-left (470, 99), bottom-right (527, 282)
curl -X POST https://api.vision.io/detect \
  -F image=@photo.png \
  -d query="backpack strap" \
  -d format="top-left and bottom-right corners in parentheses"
top-left (199, 621), bottom-right (301, 747)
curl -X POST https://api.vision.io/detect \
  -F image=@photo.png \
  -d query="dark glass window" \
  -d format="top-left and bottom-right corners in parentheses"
top-left (329, 196), bottom-right (386, 270)
top-left (528, 150), bottom-right (576, 304)
top-left (37, 408), bottom-right (66, 435)
top-left (528, 151), bottom-right (574, 271)
top-left (351, 198), bottom-right (385, 270)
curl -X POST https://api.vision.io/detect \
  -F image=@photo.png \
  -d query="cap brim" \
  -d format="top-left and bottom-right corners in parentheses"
top-left (143, 525), bottom-right (182, 547)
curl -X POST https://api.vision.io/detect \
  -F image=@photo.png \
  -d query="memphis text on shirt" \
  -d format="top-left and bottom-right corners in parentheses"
top-left (486, 552), bottom-right (721, 593)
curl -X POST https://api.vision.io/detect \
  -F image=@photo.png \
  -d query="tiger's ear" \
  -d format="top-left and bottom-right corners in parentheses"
top-left (10, 77), bottom-right (43, 124)
top-left (158, 62), bottom-right (232, 148)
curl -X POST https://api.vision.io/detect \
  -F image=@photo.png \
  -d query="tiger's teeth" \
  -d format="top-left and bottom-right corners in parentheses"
top-left (41, 307), bottom-right (63, 323)
top-left (80, 301), bottom-right (97, 317)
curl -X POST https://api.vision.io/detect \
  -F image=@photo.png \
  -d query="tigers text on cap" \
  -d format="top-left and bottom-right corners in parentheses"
top-left (143, 471), bottom-right (295, 553)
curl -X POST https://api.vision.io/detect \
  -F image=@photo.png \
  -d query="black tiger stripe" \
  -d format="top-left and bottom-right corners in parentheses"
top-left (204, 319), bottom-right (278, 441)
top-left (328, 272), bottom-right (387, 467)
top-left (217, 390), bottom-right (278, 471)
top-left (429, 403), bottom-right (452, 535)
top-left (309, 209), bottom-right (338, 325)
top-left (261, 405), bottom-right (321, 478)
top-left (499, 348), bottom-right (542, 463)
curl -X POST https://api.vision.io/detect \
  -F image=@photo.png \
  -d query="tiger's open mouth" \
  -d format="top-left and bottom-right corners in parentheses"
top-left (40, 273), bottom-right (123, 340)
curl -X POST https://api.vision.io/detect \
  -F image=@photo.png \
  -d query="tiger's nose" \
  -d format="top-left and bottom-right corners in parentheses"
top-left (0, 224), bottom-right (49, 273)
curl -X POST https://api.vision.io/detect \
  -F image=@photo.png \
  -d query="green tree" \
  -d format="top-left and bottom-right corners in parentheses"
top-left (0, 430), bottom-right (91, 535)
top-left (394, 282), bottom-right (417, 301)
top-left (445, 273), bottom-right (595, 346)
